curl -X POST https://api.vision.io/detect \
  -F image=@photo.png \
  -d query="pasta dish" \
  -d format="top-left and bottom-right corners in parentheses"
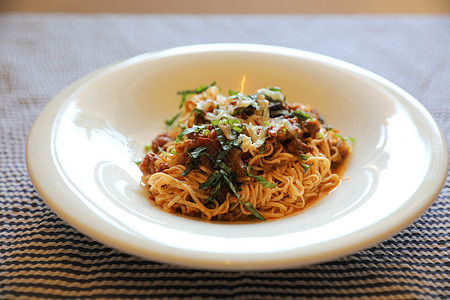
top-left (139, 82), bottom-right (351, 221)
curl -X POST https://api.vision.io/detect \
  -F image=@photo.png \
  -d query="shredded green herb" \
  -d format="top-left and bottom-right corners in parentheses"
top-left (228, 89), bottom-right (239, 96)
top-left (180, 163), bottom-right (194, 176)
top-left (299, 154), bottom-right (309, 161)
top-left (176, 124), bottom-right (209, 143)
top-left (290, 110), bottom-right (312, 122)
top-left (177, 81), bottom-right (217, 108)
top-left (246, 166), bottom-right (277, 188)
top-left (300, 163), bottom-right (312, 173)
top-left (259, 142), bottom-right (266, 154)
top-left (164, 112), bottom-right (180, 127)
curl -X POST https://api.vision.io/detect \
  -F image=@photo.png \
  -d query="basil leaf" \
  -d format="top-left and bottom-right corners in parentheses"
top-left (259, 142), bottom-right (266, 154)
top-left (187, 146), bottom-right (207, 159)
top-left (176, 124), bottom-right (208, 143)
top-left (177, 81), bottom-right (217, 104)
top-left (164, 112), bottom-right (180, 127)
top-left (221, 169), bottom-right (239, 195)
top-left (228, 89), bottom-right (239, 96)
top-left (301, 163), bottom-right (312, 173)
top-left (245, 166), bottom-right (277, 188)
top-left (177, 84), bottom-right (211, 95)
top-left (299, 154), bottom-right (309, 161)
top-left (181, 163), bottom-right (194, 176)
top-left (291, 110), bottom-right (312, 122)
top-left (232, 107), bottom-right (246, 116)
top-left (243, 202), bottom-right (266, 221)
top-left (204, 182), bottom-right (221, 204)
top-left (178, 94), bottom-right (188, 109)
top-left (197, 170), bottom-right (221, 190)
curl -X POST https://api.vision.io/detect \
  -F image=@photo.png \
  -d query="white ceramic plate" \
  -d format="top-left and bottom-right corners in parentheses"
top-left (26, 44), bottom-right (448, 271)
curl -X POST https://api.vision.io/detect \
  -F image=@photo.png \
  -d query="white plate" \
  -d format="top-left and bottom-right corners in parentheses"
top-left (26, 44), bottom-right (448, 271)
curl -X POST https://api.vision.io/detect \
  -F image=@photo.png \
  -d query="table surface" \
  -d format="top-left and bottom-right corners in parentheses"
top-left (1, 13), bottom-right (449, 299)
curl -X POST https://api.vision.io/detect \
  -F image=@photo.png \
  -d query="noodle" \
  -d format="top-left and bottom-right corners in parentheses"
top-left (138, 83), bottom-right (351, 221)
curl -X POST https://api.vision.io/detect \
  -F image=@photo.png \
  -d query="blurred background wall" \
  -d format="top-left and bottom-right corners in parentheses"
top-left (1, 0), bottom-right (450, 14)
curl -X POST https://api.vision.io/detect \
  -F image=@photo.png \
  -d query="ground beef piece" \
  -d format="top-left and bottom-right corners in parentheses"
top-left (285, 138), bottom-right (312, 156)
top-left (152, 133), bottom-right (175, 153)
top-left (331, 140), bottom-right (350, 168)
top-left (139, 152), bottom-right (170, 176)
top-left (225, 148), bottom-right (246, 176)
top-left (175, 137), bottom-right (221, 169)
top-left (304, 119), bottom-right (321, 138)
top-left (267, 124), bottom-right (292, 142)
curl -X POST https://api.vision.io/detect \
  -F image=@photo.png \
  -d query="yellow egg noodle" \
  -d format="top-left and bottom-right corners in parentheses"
top-left (139, 82), bottom-right (351, 221)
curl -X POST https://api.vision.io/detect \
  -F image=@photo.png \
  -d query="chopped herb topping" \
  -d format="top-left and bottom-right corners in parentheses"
top-left (290, 110), bottom-right (312, 122)
top-left (176, 124), bottom-right (209, 143)
top-left (259, 142), bottom-right (266, 154)
top-left (164, 112), bottom-right (180, 127)
top-left (299, 154), bottom-right (309, 161)
top-left (228, 89), bottom-right (239, 96)
top-left (301, 163), bottom-right (312, 173)
top-left (177, 81), bottom-right (217, 108)
top-left (246, 166), bottom-right (278, 188)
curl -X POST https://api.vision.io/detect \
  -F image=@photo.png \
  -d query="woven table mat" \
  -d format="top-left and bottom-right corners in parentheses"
top-left (1, 13), bottom-right (449, 299)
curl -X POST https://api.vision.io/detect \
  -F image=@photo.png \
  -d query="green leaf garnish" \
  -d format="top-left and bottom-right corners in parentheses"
top-left (243, 202), bottom-right (265, 221)
top-left (245, 166), bottom-right (277, 188)
top-left (228, 89), bottom-right (239, 96)
top-left (291, 110), bottom-right (312, 122)
top-left (335, 133), bottom-right (345, 141)
top-left (259, 142), bottom-right (266, 154)
top-left (299, 154), bottom-right (309, 161)
top-left (197, 170), bottom-right (221, 190)
top-left (301, 163), bottom-right (312, 173)
top-left (164, 112), bottom-right (180, 127)
top-left (177, 81), bottom-right (217, 108)
top-left (180, 163), bottom-right (194, 176)
top-left (232, 107), bottom-right (246, 116)
top-left (176, 124), bottom-right (209, 143)
top-left (187, 146), bottom-right (207, 159)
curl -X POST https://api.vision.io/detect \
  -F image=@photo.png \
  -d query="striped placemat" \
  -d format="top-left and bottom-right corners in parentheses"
top-left (1, 13), bottom-right (449, 299)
